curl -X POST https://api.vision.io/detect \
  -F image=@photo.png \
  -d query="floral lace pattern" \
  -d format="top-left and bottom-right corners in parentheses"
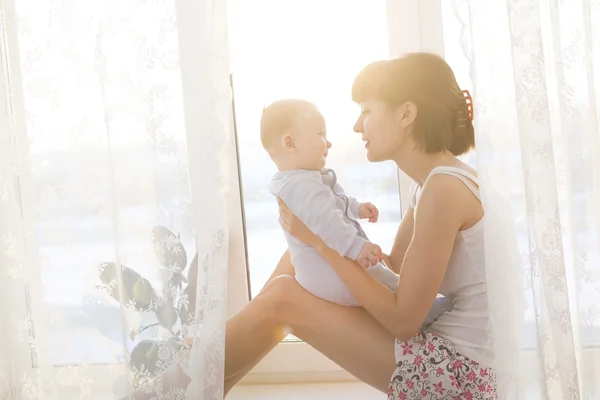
top-left (0, 0), bottom-right (231, 398)
top-left (444, 0), bottom-right (600, 398)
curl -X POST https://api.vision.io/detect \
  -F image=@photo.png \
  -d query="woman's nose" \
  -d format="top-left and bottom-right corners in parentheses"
top-left (327, 140), bottom-right (332, 148)
top-left (353, 117), bottom-right (362, 133)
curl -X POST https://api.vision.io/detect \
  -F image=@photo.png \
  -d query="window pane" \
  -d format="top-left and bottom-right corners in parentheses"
top-left (228, 0), bottom-right (400, 297)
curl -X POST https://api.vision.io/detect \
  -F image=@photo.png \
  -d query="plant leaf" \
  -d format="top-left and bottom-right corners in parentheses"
top-left (129, 339), bottom-right (160, 376)
top-left (169, 271), bottom-right (187, 291)
top-left (187, 252), bottom-right (199, 285)
top-left (178, 253), bottom-right (199, 324)
top-left (156, 303), bottom-right (178, 331)
top-left (98, 262), bottom-right (159, 311)
top-left (129, 339), bottom-right (183, 377)
top-left (152, 226), bottom-right (187, 271)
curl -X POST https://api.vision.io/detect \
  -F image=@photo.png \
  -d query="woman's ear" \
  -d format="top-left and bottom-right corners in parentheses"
top-left (397, 101), bottom-right (418, 128)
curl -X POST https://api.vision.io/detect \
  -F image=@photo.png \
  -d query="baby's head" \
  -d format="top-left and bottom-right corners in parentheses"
top-left (260, 99), bottom-right (331, 171)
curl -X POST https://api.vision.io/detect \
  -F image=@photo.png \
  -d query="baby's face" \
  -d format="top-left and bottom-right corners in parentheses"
top-left (292, 112), bottom-right (331, 170)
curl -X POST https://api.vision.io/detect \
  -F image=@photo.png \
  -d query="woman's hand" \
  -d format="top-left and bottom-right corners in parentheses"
top-left (277, 198), bottom-right (323, 248)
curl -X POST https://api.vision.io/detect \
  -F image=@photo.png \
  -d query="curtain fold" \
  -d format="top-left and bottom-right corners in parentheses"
top-left (0, 0), bottom-right (231, 398)
top-left (445, 0), bottom-right (600, 398)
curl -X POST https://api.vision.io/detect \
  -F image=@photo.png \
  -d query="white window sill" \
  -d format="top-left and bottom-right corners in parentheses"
top-left (54, 381), bottom-right (384, 400)
top-left (228, 381), bottom-right (384, 400)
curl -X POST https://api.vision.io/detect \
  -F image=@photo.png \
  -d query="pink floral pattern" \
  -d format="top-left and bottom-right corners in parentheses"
top-left (388, 331), bottom-right (497, 399)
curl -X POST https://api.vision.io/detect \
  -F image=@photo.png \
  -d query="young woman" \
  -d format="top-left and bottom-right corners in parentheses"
top-left (225, 53), bottom-right (496, 399)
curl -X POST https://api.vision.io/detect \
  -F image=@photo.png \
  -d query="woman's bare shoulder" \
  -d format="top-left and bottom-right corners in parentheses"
top-left (418, 171), bottom-right (482, 228)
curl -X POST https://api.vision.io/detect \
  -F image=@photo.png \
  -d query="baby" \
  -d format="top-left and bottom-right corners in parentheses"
top-left (260, 99), bottom-right (401, 306)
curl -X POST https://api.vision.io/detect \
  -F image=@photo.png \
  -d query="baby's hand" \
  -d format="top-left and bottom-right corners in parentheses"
top-left (359, 202), bottom-right (379, 223)
top-left (356, 242), bottom-right (383, 268)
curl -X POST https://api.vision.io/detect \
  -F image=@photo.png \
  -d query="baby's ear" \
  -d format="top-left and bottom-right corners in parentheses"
top-left (281, 134), bottom-right (295, 151)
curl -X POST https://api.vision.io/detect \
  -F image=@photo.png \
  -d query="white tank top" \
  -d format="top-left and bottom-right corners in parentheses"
top-left (410, 166), bottom-right (492, 366)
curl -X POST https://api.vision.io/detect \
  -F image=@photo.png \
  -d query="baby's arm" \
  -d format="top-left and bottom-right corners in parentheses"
top-left (331, 181), bottom-right (378, 223)
top-left (331, 180), bottom-right (362, 220)
top-left (277, 176), bottom-right (366, 260)
top-left (347, 196), bottom-right (363, 220)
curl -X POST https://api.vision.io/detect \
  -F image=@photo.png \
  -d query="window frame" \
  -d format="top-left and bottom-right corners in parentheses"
top-left (229, 0), bottom-right (447, 383)
top-left (1, 0), bottom-right (45, 394)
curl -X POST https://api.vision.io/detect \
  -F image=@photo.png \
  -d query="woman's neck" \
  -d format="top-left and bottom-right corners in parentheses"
top-left (393, 150), bottom-right (458, 186)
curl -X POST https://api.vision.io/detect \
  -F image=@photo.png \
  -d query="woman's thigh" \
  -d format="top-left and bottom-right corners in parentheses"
top-left (264, 274), bottom-right (397, 392)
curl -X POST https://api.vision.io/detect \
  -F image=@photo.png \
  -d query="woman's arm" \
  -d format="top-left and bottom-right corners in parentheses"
top-left (384, 206), bottom-right (415, 273)
top-left (281, 176), bottom-right (465, 340)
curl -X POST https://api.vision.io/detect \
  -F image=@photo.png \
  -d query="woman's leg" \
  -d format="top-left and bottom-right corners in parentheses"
top-left (223, 253), bottom-right (295, 393)
top-left (224, 273), bottom-right (397, 394)
top-left (224, 251), bottom-right (294, 380)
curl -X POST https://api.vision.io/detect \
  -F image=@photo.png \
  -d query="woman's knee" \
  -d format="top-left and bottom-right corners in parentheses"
top-left (255, 274), bottom-right (304, 323)
top-left (259, 274), bottom-right (298, 302)
top-left (263, 251), bottom-right (295, 287)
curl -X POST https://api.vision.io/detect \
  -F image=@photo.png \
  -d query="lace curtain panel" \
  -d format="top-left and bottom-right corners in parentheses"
top-left (443, 0), bottom-right (600, 398)
top-left (0, 0), bottom-right (232, 398)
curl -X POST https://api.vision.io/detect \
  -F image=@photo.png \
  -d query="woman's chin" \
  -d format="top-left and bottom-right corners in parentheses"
top-left (365, 148), bottom-right (380, 162)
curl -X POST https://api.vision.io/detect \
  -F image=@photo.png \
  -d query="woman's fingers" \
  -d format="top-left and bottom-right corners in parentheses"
top-left (278, 198), bottom-right (289, 217)
top-left (278, 198), bottom-right (292, 215)
top-left (277, 197), bottom-right (289, 210)
top-left (277, 197), bottom-right (293, 231)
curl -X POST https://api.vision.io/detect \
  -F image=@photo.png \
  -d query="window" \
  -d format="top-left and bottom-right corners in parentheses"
top-left (224, 0), bottom-right (500, 381)
top-left (226, 0), bottom-right (411, 379)
top-left (227, 0), bottom-right (399, 299)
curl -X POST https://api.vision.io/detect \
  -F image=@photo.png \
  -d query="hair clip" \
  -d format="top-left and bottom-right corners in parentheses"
top-left (462, 89), bottom-right (473, 121)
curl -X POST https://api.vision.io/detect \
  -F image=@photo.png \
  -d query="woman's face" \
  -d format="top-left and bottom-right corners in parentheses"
top-left (353, 99), bottom-right (411, 162)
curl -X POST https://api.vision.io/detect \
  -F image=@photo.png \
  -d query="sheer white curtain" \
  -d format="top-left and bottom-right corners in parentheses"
top-left (444, 0), bottom-right (600, 398)
top-left (0, 0), bottom-right (231, 398)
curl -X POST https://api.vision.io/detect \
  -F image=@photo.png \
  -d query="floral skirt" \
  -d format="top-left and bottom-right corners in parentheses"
top-left (388, 331), bottom-right (497, 400)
